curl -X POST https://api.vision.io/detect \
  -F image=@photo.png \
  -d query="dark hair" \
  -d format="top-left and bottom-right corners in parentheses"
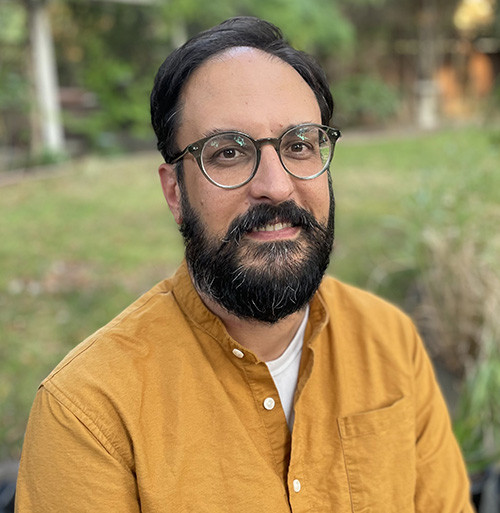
top-left (150, 16), bottom-right (334, 163)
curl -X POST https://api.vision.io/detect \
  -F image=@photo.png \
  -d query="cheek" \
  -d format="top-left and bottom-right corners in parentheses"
top-left (300, 178), bottom-right (331, 219)
top-left (188, 182), bottom-right (249, 237)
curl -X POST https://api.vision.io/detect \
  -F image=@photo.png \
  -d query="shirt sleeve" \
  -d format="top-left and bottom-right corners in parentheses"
top-left (412, 326), bottom-right (475, 513)
top-left (15, 386), bottom-right (141, 513)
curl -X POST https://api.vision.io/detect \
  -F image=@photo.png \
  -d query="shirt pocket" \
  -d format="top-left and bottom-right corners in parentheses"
top-left (337, 396), bottom-right (416, 513)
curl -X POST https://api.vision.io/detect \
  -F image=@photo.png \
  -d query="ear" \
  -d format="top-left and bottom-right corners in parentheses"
top-left (158, 163), bottom-right (183, 225)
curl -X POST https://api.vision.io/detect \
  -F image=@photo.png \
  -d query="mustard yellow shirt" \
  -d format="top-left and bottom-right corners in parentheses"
top-left (16, 262), bottom-right (473, 512)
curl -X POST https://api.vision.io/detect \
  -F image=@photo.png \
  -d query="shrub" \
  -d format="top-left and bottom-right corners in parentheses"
top-left (332, 75), bottom-right (400, 126)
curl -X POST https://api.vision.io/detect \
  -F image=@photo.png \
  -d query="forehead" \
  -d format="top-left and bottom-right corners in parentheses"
top-left (177, 47), bottom-right (321, 142)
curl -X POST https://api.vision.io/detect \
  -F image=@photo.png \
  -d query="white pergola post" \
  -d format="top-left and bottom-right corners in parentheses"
top-left (29, 0), bottom-right (65, 154)
top-left (416, 0), bottom-right (440, 130)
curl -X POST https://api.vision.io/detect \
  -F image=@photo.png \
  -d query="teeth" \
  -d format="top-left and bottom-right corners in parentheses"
top-left (253, 222), bottom-right (292, 232)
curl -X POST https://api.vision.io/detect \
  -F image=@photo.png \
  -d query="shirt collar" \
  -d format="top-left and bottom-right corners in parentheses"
top-left (170, 260), bottom-right (329, 363)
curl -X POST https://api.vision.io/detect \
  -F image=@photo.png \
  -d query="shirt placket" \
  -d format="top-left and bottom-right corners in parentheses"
top-left (241, 359), bottom-right (292, 484)
top-left (286, 344), bottom-right (316, 512)
top-left (241, 360), bottom-right (312, 512)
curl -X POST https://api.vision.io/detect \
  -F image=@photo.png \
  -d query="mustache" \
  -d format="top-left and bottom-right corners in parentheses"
top-left (221, 200), bottom-right (325, 245)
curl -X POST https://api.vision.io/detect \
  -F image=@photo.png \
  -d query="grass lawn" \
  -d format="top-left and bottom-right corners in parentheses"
top-left (1, 125), bottom-right (499, 459)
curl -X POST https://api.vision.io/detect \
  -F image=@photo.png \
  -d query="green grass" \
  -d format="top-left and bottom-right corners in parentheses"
top-left (1, 126), bottom-right (499, 459)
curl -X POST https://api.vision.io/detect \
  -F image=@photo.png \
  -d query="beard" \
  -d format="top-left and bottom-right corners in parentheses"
top-left (179, 180), bottom-right (335, 324)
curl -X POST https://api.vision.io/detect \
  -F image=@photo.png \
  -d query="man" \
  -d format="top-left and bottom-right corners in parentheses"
top-left (16, 16), bottom-right (473, 512)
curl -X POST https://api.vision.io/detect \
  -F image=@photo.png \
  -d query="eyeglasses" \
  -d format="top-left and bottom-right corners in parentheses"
top-left (167, 123), bottom-right (341, 189)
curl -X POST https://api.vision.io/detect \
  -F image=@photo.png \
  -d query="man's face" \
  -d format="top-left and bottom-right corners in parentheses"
top-left (160, 48), bottom-right (335, 323)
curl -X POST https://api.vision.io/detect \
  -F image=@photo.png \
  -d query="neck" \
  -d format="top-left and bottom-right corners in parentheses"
top-left (197, 286), bottom-right (307, 362)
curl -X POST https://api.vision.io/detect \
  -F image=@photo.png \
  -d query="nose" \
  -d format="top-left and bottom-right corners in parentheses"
top-left (246, 144), bottom-right (294, 204)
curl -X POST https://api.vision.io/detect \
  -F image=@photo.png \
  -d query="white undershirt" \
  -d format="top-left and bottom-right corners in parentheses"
top-left (265, 305), bottom-right (309, 431)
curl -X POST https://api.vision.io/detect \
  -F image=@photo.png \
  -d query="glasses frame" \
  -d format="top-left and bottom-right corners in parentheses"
top-left (167, 123), bottom-right (342, 190)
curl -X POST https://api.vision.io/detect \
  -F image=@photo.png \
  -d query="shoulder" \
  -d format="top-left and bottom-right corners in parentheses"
top-left (45, 278), bottom-right (178, 384)
top-left (317, 275), bottom-right (420, 357)
top-left (40, 271), bottom-right (200, 426)
top-left (315, 277), bottom-right (428, 406)
top-left (319, 275), bottom-right (412, 323)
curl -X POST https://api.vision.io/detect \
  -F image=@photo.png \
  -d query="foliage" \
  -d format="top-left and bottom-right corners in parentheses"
top-left (247, 0), bottom-right (355, 54)
top-left (339, 0), bottom-right (461, 43)
top-left (0, 1), bottom-right (29, 147)
top-left (159, 0), bottom-right (355, 54)
top-left (0, 1), bottom-right (26, 47)
top-left (454, 339), bottom-right (500, 475)
top-left (49, 0), bottom-right (162, 151)
top-left (332, 75), bottom-right (400, 126)
top-left (484, 81), bottom-right (500, 122)
top-left (494, 2), bottom-right (500, 37)
top-left (42, 0), bottom-right (357, 153)
top-left (0, 69), bottom-right (27, 112)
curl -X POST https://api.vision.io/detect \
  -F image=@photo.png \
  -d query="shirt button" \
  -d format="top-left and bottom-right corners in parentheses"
top-left (293, 479), bottom-right (301, 493)
top-left (263, 397), bottom-right (275, 410)
top-left (232, 348), bottom-right (244, 359)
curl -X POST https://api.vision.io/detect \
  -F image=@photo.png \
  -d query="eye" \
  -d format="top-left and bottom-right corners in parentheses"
top-left (205, 144), bottom-right (252, 168)
top-left (217, 147), bottom-right (244, 160)
top-left (282, 138), bottom-right (315, 159)
top-left (202, 133), bottom-right (255, 169)
top-left (290, 142), bottom-right (309, 153)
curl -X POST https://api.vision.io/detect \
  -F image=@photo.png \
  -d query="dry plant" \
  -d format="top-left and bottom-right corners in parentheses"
top-left (410, 226), bottom-right (500, 472)
top-left (412, 227), bottom-right (500, 377)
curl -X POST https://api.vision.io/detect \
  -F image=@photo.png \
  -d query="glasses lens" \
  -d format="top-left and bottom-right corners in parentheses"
top-left (200, 133), bottom-right (256, 187)
top-left (280, 125), bottom-right (332, 178)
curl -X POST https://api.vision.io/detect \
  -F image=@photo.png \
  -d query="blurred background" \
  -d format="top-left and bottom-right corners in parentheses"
top-left (0, 0), bottom-right (499, 510)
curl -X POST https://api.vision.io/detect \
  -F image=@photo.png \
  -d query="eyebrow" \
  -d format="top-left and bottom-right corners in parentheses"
top-left (201, 122), bottom-right (318, 140)
top-left (201, 128), bottom-right (242, 138)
